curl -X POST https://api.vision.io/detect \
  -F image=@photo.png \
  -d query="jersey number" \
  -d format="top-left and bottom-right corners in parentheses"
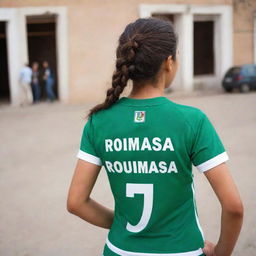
top-left (126, 183), bottom-right (153, 233)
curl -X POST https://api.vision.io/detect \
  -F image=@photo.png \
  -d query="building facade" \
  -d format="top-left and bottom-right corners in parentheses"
top-left (0, 0), bottom-right (255, 105)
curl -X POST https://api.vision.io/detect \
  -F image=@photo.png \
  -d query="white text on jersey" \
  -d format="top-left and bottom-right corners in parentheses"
top-left (105, 137), bottom-right (174, 152)
top-left (105, 160), bottom-right (178, 174)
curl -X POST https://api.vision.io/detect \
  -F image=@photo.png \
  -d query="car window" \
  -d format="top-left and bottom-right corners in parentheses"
top-left (253, 66), bottom-right (256, 75)
top-left (242, 65), bottom-right (256, 76)
top-left (226, 67), bottom-right (240, 76)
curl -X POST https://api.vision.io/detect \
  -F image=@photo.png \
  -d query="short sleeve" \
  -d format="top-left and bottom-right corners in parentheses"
top-left (190, 112), bottom-right (229, 173)
top-left (76, 116), bottom-right (102, 166)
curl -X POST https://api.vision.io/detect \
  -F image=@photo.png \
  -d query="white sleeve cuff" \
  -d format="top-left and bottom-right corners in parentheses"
top-left (195, 151), bottom-right (229, 173)
top-left (76, 149), bottom-right (102, 166)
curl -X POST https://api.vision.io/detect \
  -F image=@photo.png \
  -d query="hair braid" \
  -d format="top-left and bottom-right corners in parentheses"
top-left (86, 17), bottom-right (177, 119)
top-left (87, 39), bottom-right (139, 118)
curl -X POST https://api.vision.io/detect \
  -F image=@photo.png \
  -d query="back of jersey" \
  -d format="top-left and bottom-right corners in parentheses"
top-left (77, 96), bottom-right (229, 256)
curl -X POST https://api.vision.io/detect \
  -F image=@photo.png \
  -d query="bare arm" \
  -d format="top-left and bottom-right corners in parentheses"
top-left (67, 159), bottom-right (114, 229)
top-left (202, 163), bottom-right (244, 256)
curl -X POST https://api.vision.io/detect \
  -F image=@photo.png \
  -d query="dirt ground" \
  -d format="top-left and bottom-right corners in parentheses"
top-left (0, 90), bottom-right (255, 256)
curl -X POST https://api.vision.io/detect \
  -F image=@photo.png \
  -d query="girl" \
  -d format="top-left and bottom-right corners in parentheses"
top-left (67, 17), bottom-right (243, 256)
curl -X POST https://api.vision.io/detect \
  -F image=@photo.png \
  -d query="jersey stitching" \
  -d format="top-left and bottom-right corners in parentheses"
top-left (169, 103), bottom-right (202, 157)
top-left (117, 100), bottom-right (171, 107)
top-left (118, 102), bottom-right (170, 107)
top-left (191, 182), bottom-right (205, 241)
top-left (89, 114), bottom-right (102, 161)
top-left (189, 113), bottom-right (205, 159)
top-left (170, 103), bottom-right (202, 137)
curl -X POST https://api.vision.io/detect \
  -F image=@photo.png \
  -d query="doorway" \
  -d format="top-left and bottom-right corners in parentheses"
top-left (26, 15), bottom-right (58, 101)
top-left (0, 22), bottom-right (10, 104)
top-left (193, 20), bottom-right (215, 76)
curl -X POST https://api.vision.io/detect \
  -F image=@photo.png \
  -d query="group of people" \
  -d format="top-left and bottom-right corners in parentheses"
top-left (19, 61), bottom-right (56, 106)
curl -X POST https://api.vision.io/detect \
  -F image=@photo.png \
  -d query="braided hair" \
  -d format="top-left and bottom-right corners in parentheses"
top-left (87, 17), bottom-right (177, 118)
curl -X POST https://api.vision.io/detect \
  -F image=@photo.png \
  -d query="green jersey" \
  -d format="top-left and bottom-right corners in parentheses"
top-left (76, 96), bottom-right (229, 256)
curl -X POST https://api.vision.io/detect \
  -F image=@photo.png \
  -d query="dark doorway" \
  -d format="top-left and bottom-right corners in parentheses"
top-left (26, 15), bottom-right (58, 101)
top-left (0, 22), bottom-right (10, 103)
top-left (193, 21), bottom-right (214, 76)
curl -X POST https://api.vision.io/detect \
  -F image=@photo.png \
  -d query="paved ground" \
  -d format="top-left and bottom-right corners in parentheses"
top-left (0, 90), bottom-right (255, 256)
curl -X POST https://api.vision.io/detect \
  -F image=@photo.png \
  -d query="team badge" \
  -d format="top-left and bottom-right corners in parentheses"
top-left (134, 111), bottom-right (146, 123)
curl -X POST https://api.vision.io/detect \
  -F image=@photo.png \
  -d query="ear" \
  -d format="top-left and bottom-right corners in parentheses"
top-left (164, 55), bottom-right (174, 72)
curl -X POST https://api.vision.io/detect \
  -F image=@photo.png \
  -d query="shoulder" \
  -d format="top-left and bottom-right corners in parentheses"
top-left (167, 100), bottom-right (207, 133)
top-left (169, 100), bottom-right (205, 118)
top-left (89, 102), bottom-right (120, 121)
top-left (24, 67), bottom-right (32, 72)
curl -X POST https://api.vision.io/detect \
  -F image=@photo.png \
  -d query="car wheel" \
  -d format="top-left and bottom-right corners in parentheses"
top-left (240, 83), bottom-right (250, 93)
top-left (224, 87), bottom-right (233, 93)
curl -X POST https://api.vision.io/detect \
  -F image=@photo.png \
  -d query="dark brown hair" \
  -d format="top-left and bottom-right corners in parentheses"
top-left (86, 17), bottom-right (178, 118)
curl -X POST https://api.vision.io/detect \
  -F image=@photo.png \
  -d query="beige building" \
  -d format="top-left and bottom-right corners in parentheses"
top-left (0, 0), bottom-right (255, 106)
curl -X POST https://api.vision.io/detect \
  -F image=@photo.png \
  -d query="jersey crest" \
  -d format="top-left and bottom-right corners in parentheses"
top-left (134, 111), bottom-right (145, 122)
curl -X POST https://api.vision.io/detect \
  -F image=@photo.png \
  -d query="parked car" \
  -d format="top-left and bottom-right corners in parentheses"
top-left (222, 64), bottom-right (256, 92)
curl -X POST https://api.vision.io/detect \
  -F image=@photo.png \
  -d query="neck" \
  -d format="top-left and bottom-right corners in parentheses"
top-left (129, 81), bottom-right (165, 99)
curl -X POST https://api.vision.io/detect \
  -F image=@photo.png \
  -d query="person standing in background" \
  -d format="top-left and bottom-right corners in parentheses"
top-left (19, 63), bottom-right (33, 106)
top-left (42, 61), bottom-right (56, 102)
top-left (31, 62), bottom-right (41, 104)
